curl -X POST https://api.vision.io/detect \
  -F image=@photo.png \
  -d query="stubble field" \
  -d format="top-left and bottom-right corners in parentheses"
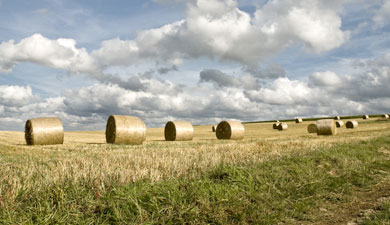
top-left (0, 118), bottom-right (389, 224)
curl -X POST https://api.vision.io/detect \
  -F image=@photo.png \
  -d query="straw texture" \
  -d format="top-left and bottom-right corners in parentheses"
top-left (316, 119), bottom-right (337, 135)
top-left (346, 120), bottom-right (358, 129)
top-left (105, 115), bottom-right (146, 145)
top-left (164, 120), bottom-right (194, 141)
top-left (363, 115), bottom-right (369, 120)
top-left (278, 123), bottom-right (288, 131)
top-left (307, 124), bottom-right (317, 133)
top-left (25, 117), bottom-right (64, 145)
top-left (336, 120), bottom-right (344, 128)
top-left (216, 120), bottom-right (245, 140)
top-left (273, 123), bottom-right (280, 129)
top-left (295, 118), bottom-right (303, 123)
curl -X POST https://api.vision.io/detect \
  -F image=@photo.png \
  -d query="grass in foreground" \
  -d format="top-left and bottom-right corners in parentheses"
top-left (0, 135), bottom-right (389, 224)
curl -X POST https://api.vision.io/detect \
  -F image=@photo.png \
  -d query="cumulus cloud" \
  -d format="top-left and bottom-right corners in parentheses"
top-left (247, 53), bottom-right (390, 115)
top-left (0, 0), bottom-right (350, 76)
top-left (0, 34), bottom-right (97, 73)
top-left (59, 52), bottom-right (390, 127)
top-left (0, 85), bottom-right (33, 106)
top-left (1, 52), bottom-right (390, 131)
top-left (309, 71), bottom-right (343, 87)
top-left (130, 0), bottom-right (349, 68)
top-left (254, 0), bottom-right (349, 53)
top-left (246, 78), bottom-right (307, 105)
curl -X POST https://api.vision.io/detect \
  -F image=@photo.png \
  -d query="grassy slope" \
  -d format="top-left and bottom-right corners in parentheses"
top-left (0, 135), bottom-right (389, 224)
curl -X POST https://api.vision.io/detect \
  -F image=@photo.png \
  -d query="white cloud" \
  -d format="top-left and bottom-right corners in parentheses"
top-left (91, 38), bottom-right (139, 68)
top-left (0, 0), bottom-right (351, 76)
top-left (254, 0), bottom-right (349, 53)
top-left (1, 51), bottom-right (390, 131)
top-left (309, 71), bottom-right (343, 87)
top-left (246, 77), bottom-right (315, 105)
top-left (0, 34), bottom-right (97, 73)
top-left (0, 85), bottom-right (33, 106)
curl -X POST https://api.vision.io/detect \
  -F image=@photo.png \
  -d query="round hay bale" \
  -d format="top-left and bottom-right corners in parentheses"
top-left (381, 114), bottom-right (389, 119)
top-left (363, 115), bottom-right (369, 120)
top-left (278, 123), bottom-right (288, 131)
top-left (334, 116), bottom-right (341, 120)
top-left (165, 120), bottom-right (194, 141)
top-left (346, 120), bottom-right (358, 129)
top-left (212, 125), bottom-right (216, 132)
top-left (105, 115), bottom-right (146, 145)
top-left (216, 120), bottom-right (245, 140)
top-left (295, 118), bottom-right (303, 123)
top-left (335, 120), bottom-right (344, 128)
top-left (316, 119), bottom-right (337, 135)
top-left (276, 120), bottom-right (280, 123)
top-left (25, 117), bottom-right (64, 145)
top-left (307, 124), bottom-right (317, 133)
top-left (273, 123), bottom-right (280, 129)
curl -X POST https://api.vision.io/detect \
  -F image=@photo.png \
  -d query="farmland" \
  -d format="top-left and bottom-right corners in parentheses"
top-left (0, 118), bottom-right (389, 224)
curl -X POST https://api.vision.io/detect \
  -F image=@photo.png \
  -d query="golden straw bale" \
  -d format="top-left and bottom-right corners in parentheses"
top-left (273, 123), bottom-right (280, 129)
top-left (346, 120), bottom-right (358, 129)
top-left (216, 120), bottom-right (245, 140)
top-left (278, 123), bottom-right (288, 131)
top-left (334, 116), bottom-right (341, 120)
top-left (212, 125), bottom-right (216, 132)
top-left (165, 120), bottom-right (194, 141)
top-left (307, 124), bottom-right (317, 133)
top-left (363, 115), bottom-right (369, 120)
top-left (336, 120), bottom-right (344, 128)
top-left (25, 117), bottom-right (64, 145)
top-left (381, 114), bottom-right (389, 119)
top-left (295, 118), bottom-right (303, 123)
top-left (316, 119), bottom-right (337, 135)
top-left (105, 115), bottom-right (146, 145)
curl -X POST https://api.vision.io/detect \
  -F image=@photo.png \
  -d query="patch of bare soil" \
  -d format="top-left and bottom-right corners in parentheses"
top-left (314, 178), bottom-right (390, 225)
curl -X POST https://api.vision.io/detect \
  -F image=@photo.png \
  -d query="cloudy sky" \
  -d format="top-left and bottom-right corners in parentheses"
top-left (0, 0), bottom-right (389, 131)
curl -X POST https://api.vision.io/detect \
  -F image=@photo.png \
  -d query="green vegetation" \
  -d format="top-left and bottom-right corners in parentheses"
top-left (1, 135), bottom-right (389, 224)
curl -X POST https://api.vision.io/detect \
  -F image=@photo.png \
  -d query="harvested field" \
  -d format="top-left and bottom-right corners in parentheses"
top-left (0, 118), bottom-right (389, 224)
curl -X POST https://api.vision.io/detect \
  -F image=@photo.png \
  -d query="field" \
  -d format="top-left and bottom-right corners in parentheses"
top-left (0, 118), bottom-right (390, 224)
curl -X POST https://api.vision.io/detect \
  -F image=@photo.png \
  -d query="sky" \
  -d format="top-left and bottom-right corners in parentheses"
top-left (0, 0), bottom-right (389, 131)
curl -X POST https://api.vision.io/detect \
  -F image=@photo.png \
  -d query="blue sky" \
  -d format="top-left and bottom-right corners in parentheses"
top-left (0, 0), bottom-right (389, 130)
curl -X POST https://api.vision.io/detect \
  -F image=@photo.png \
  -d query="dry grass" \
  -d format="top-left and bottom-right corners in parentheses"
top-left (0, 119), bottom-right (389, 202)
